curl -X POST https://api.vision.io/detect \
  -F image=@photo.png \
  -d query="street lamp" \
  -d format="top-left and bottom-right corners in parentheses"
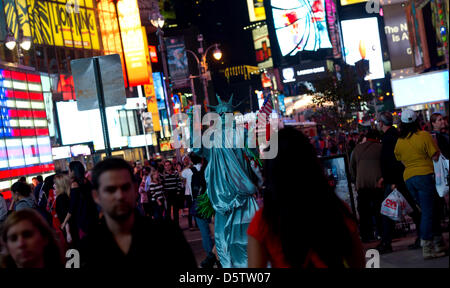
top-left (5, 31), bottom-right (16, 50)
top-left (4, 29), bottom-right (31, 65)
top-left (150, 11), bottom-right (182, 161)
top-left (213, 45), bottom-right (222, 61)
top-left (185, 36), bottom-right (222, 111)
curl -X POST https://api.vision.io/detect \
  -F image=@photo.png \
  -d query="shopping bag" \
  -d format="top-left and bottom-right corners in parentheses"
top-left (381, 189), bottom-right (412, 221)
top-left (434, 154), bottom-right (449, 197)
top-left (381, 190), bottom-right (400, 221)
top-left (395, 189), bottom-right (413, 218)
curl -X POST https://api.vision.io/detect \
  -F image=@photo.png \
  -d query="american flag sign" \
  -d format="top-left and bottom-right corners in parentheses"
top-left (0, 69), bottom-right (54, 198)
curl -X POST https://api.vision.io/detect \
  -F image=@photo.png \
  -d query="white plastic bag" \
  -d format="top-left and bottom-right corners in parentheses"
top-left (380, 189), bottom-right (413, 222)
top-left (434, 154), bottom-right (449, 197)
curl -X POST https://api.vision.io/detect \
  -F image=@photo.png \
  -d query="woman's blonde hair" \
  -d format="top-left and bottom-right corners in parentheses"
top-left (54, 174), bottom-right (71, 197)
top-left (151, 170), bottom-right (159, 183)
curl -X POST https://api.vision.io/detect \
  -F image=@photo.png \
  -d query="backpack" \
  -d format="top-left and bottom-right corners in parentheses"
top-left (189, 166), bottom-right (207, 218)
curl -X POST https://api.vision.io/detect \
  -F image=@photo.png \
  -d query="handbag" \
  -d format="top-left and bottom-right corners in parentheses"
top-left (433, 154), bottom-right (449, 197)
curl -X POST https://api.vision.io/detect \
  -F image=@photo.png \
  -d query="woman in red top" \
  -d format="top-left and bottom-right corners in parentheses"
top-left (247, 127), bottom-right (365, 268)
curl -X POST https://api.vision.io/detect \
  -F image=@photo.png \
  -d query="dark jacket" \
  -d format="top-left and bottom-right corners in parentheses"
top-left (431, 130), bottom-right (449, 159)
top-left (15, 197), bottom-right (36, 211)
top-left (380, 127), bottom-right (405, 185)
top-left (80, 213), bottom-right (197, 268)
top-left (350, 140), bottom-right (383, 190)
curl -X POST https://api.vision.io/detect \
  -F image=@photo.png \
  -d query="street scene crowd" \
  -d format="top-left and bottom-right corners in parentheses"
top-left (0, 109), bottom-right (447, 268)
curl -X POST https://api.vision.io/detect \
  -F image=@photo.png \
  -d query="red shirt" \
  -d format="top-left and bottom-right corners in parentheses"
top-left (247, 208), bottom-right (364, 268)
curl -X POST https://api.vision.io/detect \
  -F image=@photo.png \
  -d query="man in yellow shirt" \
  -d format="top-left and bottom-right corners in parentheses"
top-left (394, 109), bottom-right (447, 259)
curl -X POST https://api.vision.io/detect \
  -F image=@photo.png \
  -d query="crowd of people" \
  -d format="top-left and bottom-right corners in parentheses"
top-left (348, 110), bottom-right (449, 259)
top-left (0, 109), bottom-right (447, 268)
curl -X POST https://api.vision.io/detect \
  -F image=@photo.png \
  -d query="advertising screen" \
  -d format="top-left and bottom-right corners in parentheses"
top-left (4, 0), bottom-right (100, 49)
top-left (153, 72), bottom-right (167, 110)
top-left (340, 0), bottom-right (367, 5)
top-left (56, 101), bottom-right (128, 150)
top-left (321, 155), bottom-right (356, 215)
top-left (71, 144), bottom-right (92, 157)
top-left (97, 0), bottom-right (127, 87)
top-left (164, 36), bottom-right (189, 86)
top-left (392, 70), bottom-right (449, 108)
top-left (52, 146), bottom-right (71, 160)
top-left (382, 4), bottom-right (414, 70)
top-left (341, 17), bottom-right (385, 80)
top-left (247, 0), bottom-right (266, 22)
top-left (0, 69), bottom-right (54, 181)
top-left (117, 0), bottom-right (150, 87)
top-left (252, 25), bottom-right (274, 69)
top-left (271, 0), bottom-right (332, 56)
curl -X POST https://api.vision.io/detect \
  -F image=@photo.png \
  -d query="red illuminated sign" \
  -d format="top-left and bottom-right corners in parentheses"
top-left (149, 45), bottom-right (158, 63)
top-left (57, 74), bottom-right (76, 101)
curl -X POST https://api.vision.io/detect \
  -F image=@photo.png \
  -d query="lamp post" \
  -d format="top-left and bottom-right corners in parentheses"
top-left (150, 13), bottom-right (174, 128)
top-left (150, 12), bottom-right (182, 162)
top-left (5, 29), bottom-right (31, 65)
top-left (185, 34), bottom-right (222, 111)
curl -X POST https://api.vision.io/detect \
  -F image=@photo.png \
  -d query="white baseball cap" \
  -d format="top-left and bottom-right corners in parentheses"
top-left (400, 109), bottom-right (417, 123)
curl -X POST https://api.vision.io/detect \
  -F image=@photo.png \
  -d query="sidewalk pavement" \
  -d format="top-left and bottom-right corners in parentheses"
top-left (179, 211), bottom-right (449, 268)
top-left (362, 232), bottom-right (449, 268)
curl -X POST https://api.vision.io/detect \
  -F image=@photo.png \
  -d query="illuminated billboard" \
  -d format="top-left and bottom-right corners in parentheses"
top-left (0, 69), bottom-right (54, 181)
top-left (97, 0), bottom-right (127, 87)
top-left (4, 0), bottom-right (100, 49)
top-left (141, 27), bottom-right (161, 132)
top-left (247, 0), bottom-right (266, 22)
top-left (117, 0), bottom-right (150, 87)
top-left (340, 0), bottom-right (367, 6)
top-left (56, 98), bottom-right (151, 151)
top-left (252, 25), bottom-right (274, 69)
top-left (392, 70), bottom-right (449, 108)
top-left (271, 0), bottom-right (332, 56)
top-left (341, 17), bottom-right (385, 80)
top-left (165, 36), bottom-right (189, 88)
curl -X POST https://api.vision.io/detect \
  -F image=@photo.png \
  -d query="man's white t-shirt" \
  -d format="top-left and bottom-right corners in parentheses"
top-left (181, 164), bottom-right (202, 196)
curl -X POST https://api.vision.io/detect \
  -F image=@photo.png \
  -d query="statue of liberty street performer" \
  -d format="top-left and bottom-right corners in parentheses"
top-left (189, 95), bottom-right (262, 268)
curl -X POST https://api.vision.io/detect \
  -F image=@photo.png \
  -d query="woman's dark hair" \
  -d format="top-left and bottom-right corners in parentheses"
top-left (11, 182), bottom-right (32, 197)
top-left (189, 153), bottom-right (202, 165)
top-left (69, 161), bottom-right (86, 186)
top-left (0, 209), bottom-right (64, 268)
top-left (262, 127), bottom-right (354, 267)
top-left (42, 174), bottom-right (55, 196)
top-left (399, 119), bottom-right (421, 139)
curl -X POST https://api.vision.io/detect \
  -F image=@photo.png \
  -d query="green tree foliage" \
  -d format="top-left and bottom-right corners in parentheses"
top-left (309, 65), bottom-right (373, 131)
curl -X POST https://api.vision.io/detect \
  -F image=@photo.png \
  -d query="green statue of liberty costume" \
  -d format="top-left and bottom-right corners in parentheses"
top-left (190, 95), bottom-right (261, 268)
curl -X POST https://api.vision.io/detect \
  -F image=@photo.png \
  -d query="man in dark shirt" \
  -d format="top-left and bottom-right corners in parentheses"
top-left (33, 175), bottom-right (44, 205)
top-left (80, 157), bottom-right (196, 268)
top-left (377, 112), bottom-right (422, 253)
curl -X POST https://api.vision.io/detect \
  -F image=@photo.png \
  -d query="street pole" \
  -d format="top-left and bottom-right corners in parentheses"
top-left (189, 75), bottom-right (197, 105)
top-left (157, 28), bottom-right (174, 127)
top-left (368, 78), bottom-right (378, 116)
top-left (157, 27), bottom-right (181, 162)
top-left (139, 106), bottom-right (150, 161)
top-left (198, 36), bottom-right (210, 111)
top-left (201, 63), bottom-right (210, 111)
top-left (93, 57), bottom-right (112, 157)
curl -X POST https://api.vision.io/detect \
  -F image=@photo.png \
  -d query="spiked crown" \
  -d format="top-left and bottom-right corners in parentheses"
top-left (208, 94), bottom-right (240, 114)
